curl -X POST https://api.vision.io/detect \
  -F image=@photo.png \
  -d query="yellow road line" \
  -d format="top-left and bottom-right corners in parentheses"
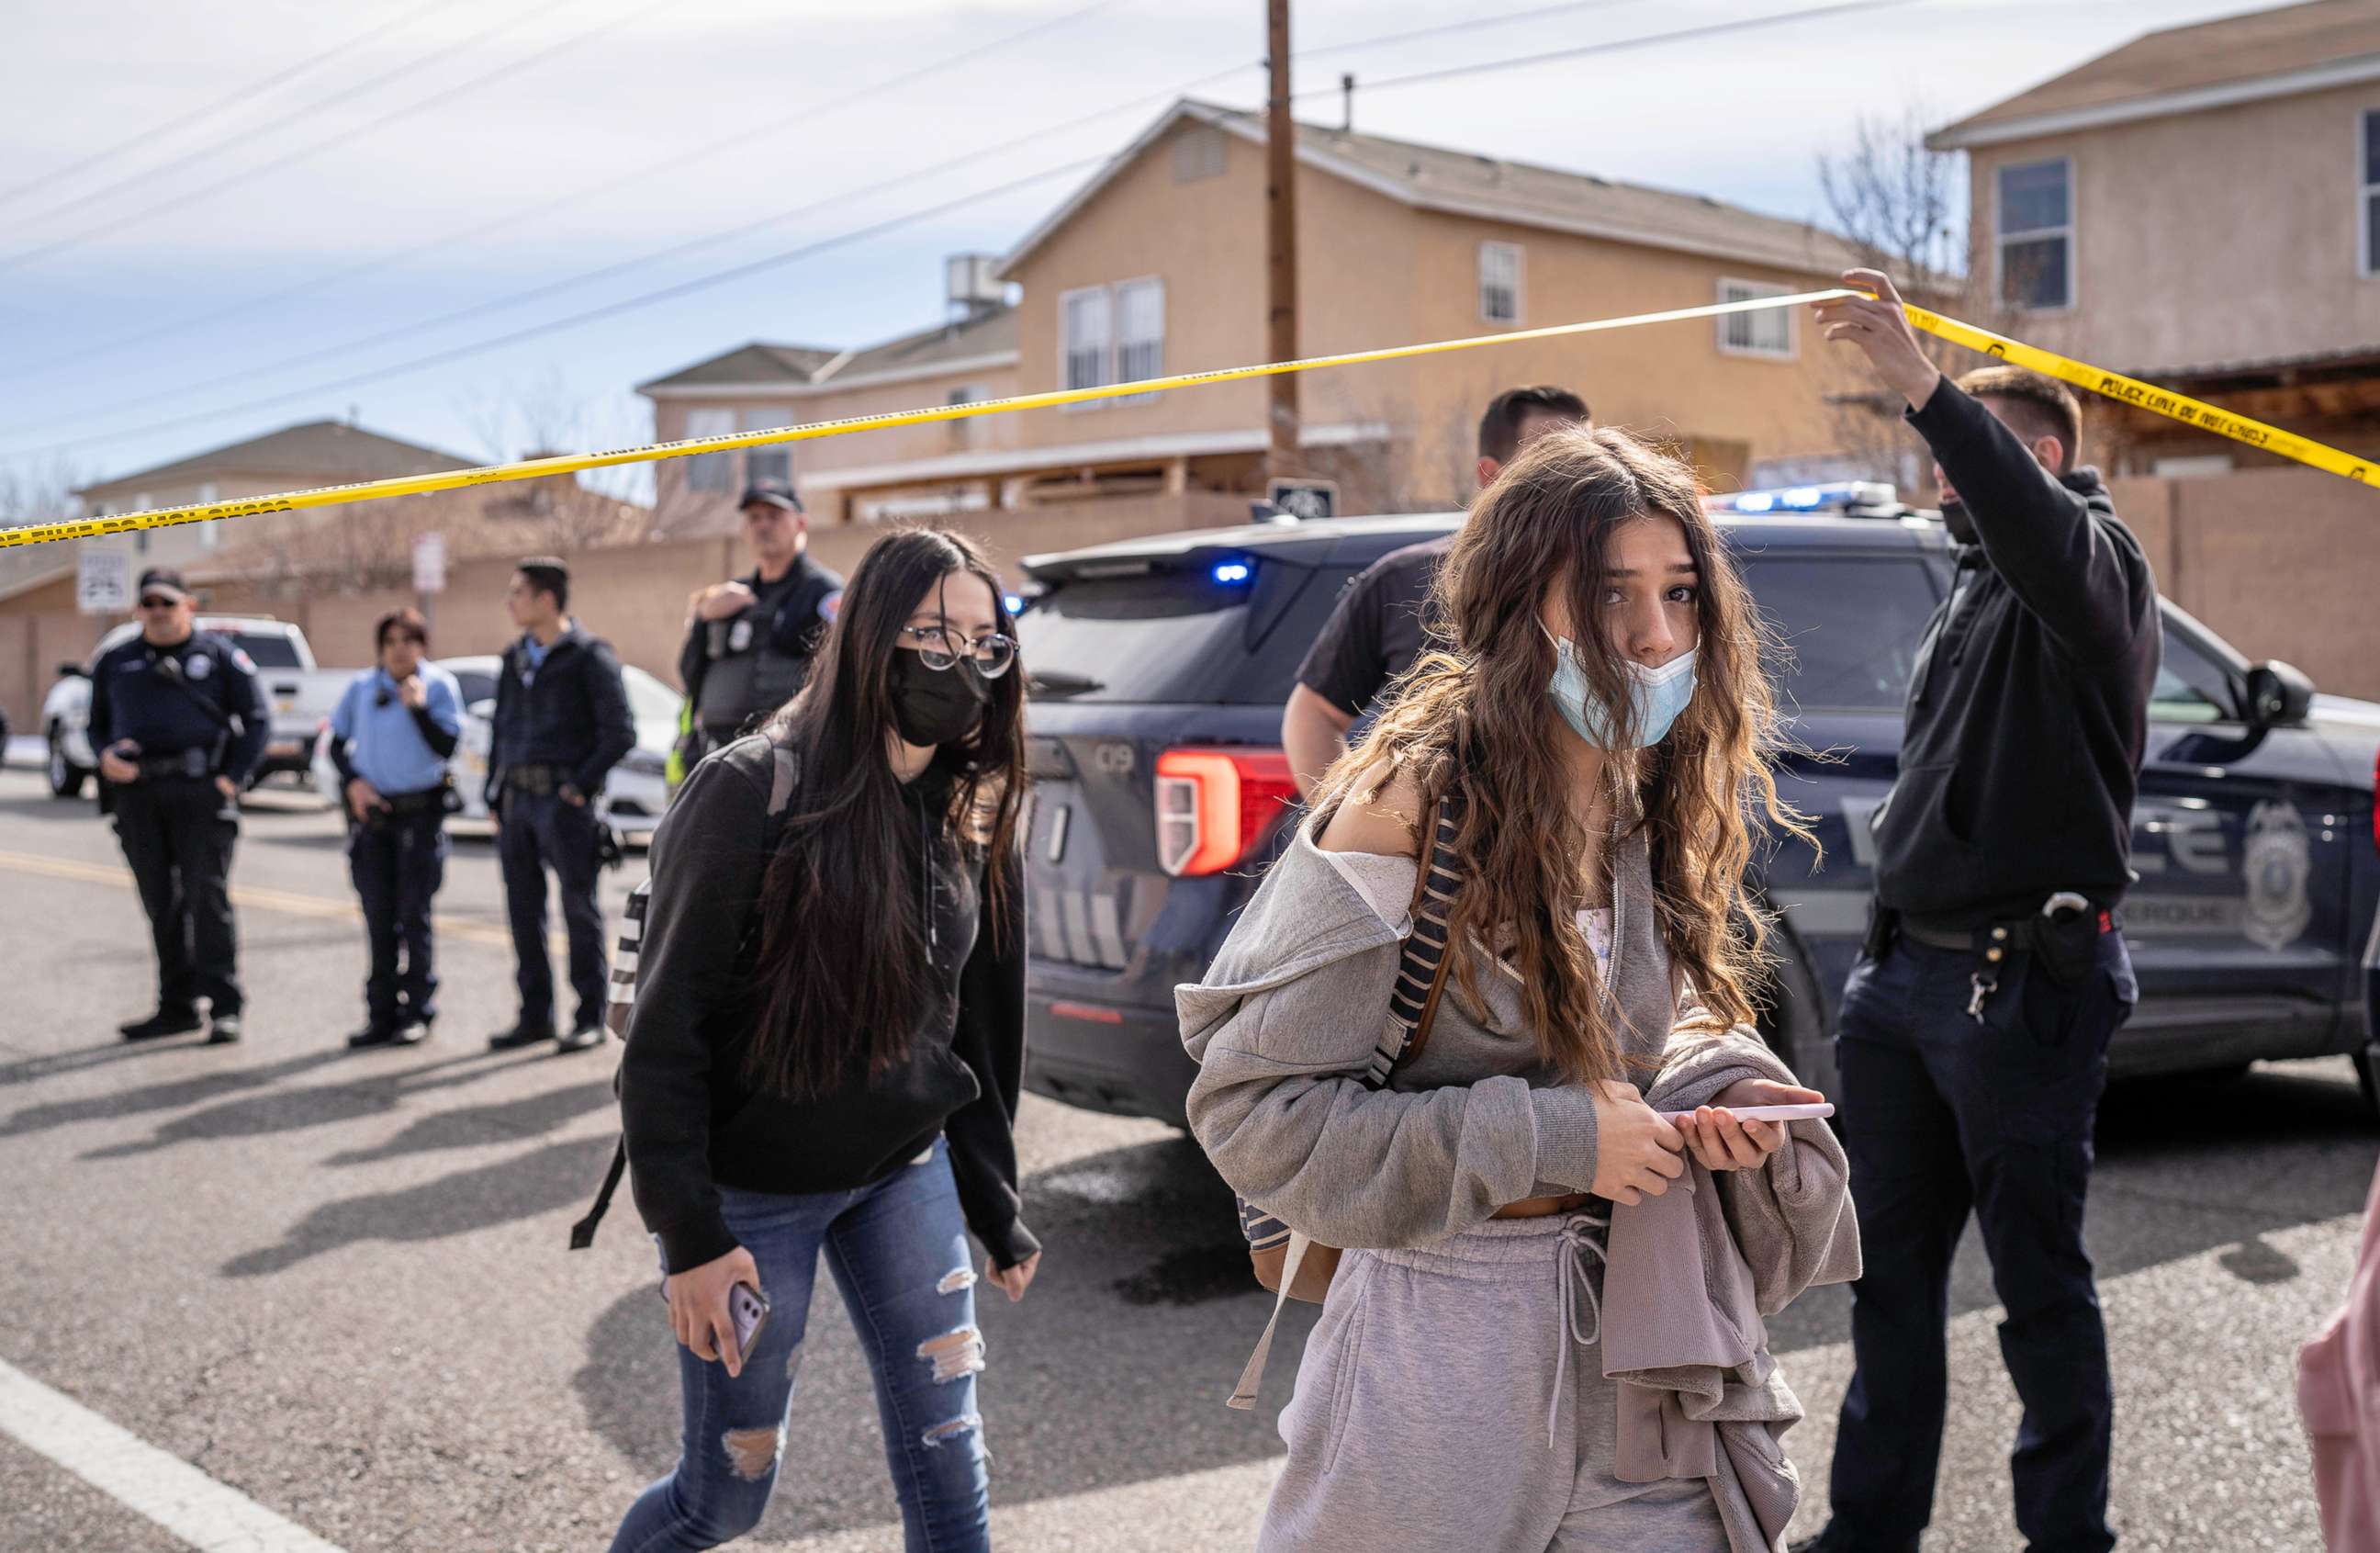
top-left (0, 849), bottom-right (561, 951)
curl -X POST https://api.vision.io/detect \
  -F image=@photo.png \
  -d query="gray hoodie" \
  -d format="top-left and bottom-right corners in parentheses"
top-left (1178, 819), bottom-right (1859, 1552)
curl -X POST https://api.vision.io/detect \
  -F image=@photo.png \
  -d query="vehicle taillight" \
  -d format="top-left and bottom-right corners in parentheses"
top-left (1153, 748), bottom-right (1298, 878)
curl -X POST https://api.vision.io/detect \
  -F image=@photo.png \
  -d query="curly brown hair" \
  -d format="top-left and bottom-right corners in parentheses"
top-left (1313, 426), bottom-right (1811, 1085)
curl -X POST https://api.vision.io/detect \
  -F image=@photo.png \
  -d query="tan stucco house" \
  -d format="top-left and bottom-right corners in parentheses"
top-left (1930, 0), bottom-right (2380, 473)
top-left (641, 99), bottom-right (1889, 532)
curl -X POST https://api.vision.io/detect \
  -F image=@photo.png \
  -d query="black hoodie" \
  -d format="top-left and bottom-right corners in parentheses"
top-left (618, 736), bottom-right (1037, 1276)
top-left (1869, 378), bottom-right (2161, 927)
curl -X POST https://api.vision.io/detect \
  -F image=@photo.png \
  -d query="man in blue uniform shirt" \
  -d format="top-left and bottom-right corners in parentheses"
top-left (325, 608), bottom-right (463, 1049)
top-left (486, 557), bottom-right (635, 1054)
top-left (87, 568), bottom-right (268, 1044)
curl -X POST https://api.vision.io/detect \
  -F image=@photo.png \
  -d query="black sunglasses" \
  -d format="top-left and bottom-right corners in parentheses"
top-left (138, 595), bottom-right (179, 609)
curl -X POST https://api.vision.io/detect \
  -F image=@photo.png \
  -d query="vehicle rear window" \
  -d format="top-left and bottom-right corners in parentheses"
top-left (225, 633), bottom-right (303, 670)
top-left (1736, 555), bottom-right (1942, 712)
top-left (1019, 563), bottom-right (1353, 704)
top-left (450, 670), bottom-right (498, 707)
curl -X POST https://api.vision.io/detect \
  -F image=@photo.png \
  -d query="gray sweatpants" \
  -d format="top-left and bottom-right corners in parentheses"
top-left (1260, 1211), bottom-right (1729, 1553)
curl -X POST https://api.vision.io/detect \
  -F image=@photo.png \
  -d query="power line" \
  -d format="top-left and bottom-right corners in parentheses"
top-left (0, 0), bottom-right (470, 212)
top-left (1296, 0), bottom-right (1650, 62)
top-left (13, 0), bottom-right (1125, 381)
top-left (0, 0), bottom-right (630, 277)
top-left (1301, 0), bottom-right (1926, 98)
top-left (12, 154), bottom-right (1116, 459)
top-left (9, 58), bottom-right (1253, 439)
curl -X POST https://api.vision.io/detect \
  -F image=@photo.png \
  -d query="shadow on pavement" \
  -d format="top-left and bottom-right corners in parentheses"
top-left (223, 1131), bottom-right (619, 1277)
top-left (1, 1048), bottom-right (354, 1133)
top-left (57, 1050), bottom-right (511, 1156)
top-left (320, 1078), bottom-right (615, 1165)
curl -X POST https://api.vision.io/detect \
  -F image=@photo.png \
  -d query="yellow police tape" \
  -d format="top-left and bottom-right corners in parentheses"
top-left (1902, 305), bottom-right (2378, 490)
top-left (4, 287), bottom-right (2368, 551)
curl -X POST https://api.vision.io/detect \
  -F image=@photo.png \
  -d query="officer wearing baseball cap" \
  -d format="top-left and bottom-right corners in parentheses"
top-left (87, 568), bottom-right (268, 1044)
top-left (676, 478), bottom-right (843, 764)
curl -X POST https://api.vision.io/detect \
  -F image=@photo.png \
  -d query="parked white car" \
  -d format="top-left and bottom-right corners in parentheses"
top-left (310, 655), bottom-right (679, 839)
top-left (44, 615), bottom-right (347, 798)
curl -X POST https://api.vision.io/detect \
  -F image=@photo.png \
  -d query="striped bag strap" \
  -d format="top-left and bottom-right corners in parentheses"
top-left (1231, 783), bottom-right (1467, 1262)
top-left (1364, 782), bottom-right (1466, 1087)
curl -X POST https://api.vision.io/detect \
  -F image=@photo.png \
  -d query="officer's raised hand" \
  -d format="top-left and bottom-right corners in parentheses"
top-left (692, 580), bottom-right (756, 623)
top-left (99, 739), bottom-right (141, 784)
top-left (397, 673), bottom-right (428, 710)
top-left (1813, 268), bottom-right (1942, 411)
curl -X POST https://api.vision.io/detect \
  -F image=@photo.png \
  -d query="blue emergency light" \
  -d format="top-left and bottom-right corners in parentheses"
top-left (1711, 481), bottom-right (1899, 516)
top-left (1213, 560), bottom-right (1253, 585)
top-left (1003, 593), bottom-right (1026, 615)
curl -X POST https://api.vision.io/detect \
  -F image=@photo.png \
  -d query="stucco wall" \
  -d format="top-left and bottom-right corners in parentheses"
top-left (1964, 81), bottom-right (2380, 370)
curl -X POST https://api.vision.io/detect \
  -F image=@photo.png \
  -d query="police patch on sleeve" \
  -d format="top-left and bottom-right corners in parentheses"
top-left (819, 590), bottom-right (843, 623)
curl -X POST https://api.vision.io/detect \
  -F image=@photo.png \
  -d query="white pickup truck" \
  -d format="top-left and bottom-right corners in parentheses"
top-left (42, 615), bottom-right (349, 797)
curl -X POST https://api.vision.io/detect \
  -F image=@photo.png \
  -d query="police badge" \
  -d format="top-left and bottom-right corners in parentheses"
top-left (728, 619), bottom-right (754, 653)
top-left (2241, 800), bottom-right (2312, 951)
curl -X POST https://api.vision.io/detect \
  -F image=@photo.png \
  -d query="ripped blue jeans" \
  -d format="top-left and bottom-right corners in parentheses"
top-left (610, 1137), bottom-right (990, 1553)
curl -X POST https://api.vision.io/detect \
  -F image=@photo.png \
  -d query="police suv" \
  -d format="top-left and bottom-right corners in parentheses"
top-left (1011, 490), bottom-right (2380, 1123)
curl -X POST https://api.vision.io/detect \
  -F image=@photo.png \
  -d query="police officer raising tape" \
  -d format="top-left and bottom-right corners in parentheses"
top-left (89, 568), bottom-right (269, 1046)
top-left (1794, 271), bottom-right (2163, 1553)
top-left (678, 478), bottom-right (844, 765)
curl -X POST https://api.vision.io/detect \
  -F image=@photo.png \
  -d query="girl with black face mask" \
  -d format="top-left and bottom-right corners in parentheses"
top-left (608, 528), bottom-right (1036, 1553)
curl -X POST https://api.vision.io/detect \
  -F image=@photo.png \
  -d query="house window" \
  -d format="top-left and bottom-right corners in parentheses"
top-left (1173, 127), bottom-right (1226, 183)
top-left (742, 406), bottom-right (791, 486)
top-left (1062, 287), bottom-right (1113, 393)
top-left (1997, 157), bottom-right (2072, 309)
top-left (1479, 242), bottom-right (1522, 324)
top-left (685, 408), bottom-right (735, 491)
top-left (1715, 278), bottom-right (1795, 359)
top-left (1061, 280), bottom-right (1165, 406)
top-left (2363, 109), bottom-right (2380, 277)
top-left (1116, 277), bottom-right (1165, 394)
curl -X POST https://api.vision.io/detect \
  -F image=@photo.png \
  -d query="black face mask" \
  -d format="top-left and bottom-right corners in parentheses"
top-left (1940, 497), bottom-right (1978, 546)
top-left (889, 648), bottom-right (989, 748)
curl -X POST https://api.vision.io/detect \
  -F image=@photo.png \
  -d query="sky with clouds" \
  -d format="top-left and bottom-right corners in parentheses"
top-left (0, 0), bottom-right (2262, 504)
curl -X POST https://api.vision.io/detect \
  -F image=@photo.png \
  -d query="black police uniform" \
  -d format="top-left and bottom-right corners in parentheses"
top-left (87, 629), bottom-right (268, 1028)
top-left (1814, 380), bottom-right (2161, 1553)
top-left (487, 625), bottom-right (635, 1039)
top-left (677, 553), bottom-right (843, 757)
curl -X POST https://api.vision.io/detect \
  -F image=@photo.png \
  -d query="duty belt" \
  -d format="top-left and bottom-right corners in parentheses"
top-left (375, 788), bottom-right (448, 817)
top-left (136, 749), bottom-right (212, 781)
top-left (506, 764), bottom-right (561, 795)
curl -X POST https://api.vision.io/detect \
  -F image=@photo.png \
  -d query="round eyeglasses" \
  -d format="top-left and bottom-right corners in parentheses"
top-left (901, 625), bottom-right (1017, 680)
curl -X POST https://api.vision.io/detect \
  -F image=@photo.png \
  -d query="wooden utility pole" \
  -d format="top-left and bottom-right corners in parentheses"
top-left (1265, 0), bottom-right (1299, 484)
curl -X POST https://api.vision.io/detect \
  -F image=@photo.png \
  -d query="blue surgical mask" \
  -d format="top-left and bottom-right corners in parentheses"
top-left (1541, 623), bottom-right (1697, 748)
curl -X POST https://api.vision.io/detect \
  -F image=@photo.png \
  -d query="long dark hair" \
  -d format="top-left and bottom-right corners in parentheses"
top-left (747, 528), bottom-right (1027, 1099)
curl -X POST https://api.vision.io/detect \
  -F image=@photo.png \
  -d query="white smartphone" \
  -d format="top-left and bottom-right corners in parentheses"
top-left (728, 1281), bottom-right (769, 1358)
top-left (1664, 1102), bottom-right (1836, 1123)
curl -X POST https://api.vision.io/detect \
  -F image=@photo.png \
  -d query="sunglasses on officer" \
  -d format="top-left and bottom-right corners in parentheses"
top-left (138, 594), bottom-right (180, 610)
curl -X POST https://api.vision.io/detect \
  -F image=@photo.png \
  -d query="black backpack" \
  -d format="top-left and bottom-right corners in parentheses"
top-left (568, 740), bottom-right (801, 1250)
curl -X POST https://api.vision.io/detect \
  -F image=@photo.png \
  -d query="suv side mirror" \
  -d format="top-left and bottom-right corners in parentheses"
top-left (2243, 659), bottom-right (2314, 727)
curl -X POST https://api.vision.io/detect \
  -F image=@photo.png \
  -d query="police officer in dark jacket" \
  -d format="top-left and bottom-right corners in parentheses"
top-left (678, 479), bottom-right (843, 760)
top-left (1796, 272), bottom-right (2161, 1553)
top-left (88, 568), bottom-right (268, 1044)
top-left (486, 557), bottom-right (636, 1054)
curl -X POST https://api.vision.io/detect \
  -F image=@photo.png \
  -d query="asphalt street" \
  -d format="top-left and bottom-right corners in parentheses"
top-left (0, 752), bottom-right (2365, 1552)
